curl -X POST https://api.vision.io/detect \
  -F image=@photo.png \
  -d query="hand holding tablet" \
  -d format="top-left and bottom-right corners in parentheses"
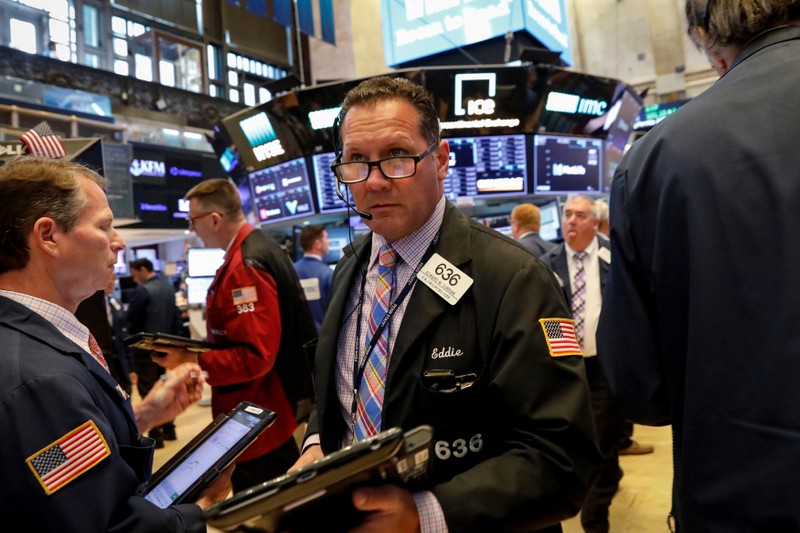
top-left (144, 402), bottom-right (276, 509)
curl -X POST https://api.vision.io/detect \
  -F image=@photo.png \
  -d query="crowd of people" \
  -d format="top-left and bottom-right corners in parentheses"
top-left (2, 1), bottom-right (799, 530)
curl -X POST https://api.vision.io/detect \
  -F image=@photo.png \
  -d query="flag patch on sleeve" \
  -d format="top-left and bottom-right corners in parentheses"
top-left (539, 318), bottom-right (583, 357)
top-left (26, 420), bottom-right (110, 495)
top-left (232, 286), bottom-right (258, 305)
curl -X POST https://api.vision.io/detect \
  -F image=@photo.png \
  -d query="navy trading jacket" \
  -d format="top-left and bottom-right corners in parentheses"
top-left (0, 296), bottom-right (204, 532)
top-left (598, 25), bottom-right (800, 531)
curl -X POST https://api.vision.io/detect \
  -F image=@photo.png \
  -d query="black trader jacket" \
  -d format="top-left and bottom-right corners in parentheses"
top-left (307, 201), bottom-right (600, 532)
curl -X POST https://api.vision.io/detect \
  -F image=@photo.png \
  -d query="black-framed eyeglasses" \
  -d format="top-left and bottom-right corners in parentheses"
top-left (187, 211), bottom-right (216, 228)
top-left (330, 142), bottom-right (438, 184)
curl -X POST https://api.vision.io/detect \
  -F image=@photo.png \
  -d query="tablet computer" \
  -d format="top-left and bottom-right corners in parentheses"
top-left (124, 332), bottom-right (216, 353)
top-left (144, 401), bottom-right (276, 509)
top-left (204, 425), bottom-right (433, 532)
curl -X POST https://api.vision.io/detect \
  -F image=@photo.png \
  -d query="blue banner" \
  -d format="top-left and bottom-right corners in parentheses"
top-left (319, 0), bottom-right (335, 44)
top-left (297, 0), bottom-right (315, 37)
top-left (273, 0), bottom-right (293, 27)
top-left (246, 0), bottom-right (267, 17)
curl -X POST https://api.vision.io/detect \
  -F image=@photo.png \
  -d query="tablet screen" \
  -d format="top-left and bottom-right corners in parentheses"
top-left (145, 410), bottom-right (264, 508)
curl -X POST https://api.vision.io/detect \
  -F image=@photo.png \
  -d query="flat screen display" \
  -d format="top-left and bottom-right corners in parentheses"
top-left (532, 134), bottom-right (603, 194)
top-left (444, 134), bottom-right (528, 200)
top-left (311, 152), bottom-right (352, 214)
top-left (321, 226), bottom-right (351, 263)
top-left (237, 179), bottom-right (258, 227)
top-left (381, 0), bottom-right (573, 66)
top-left (603, 88), bottom-right (642, 153)
top-left (186, 276), bottom-right (215, 306)
top-left (219, 147), bottom-right (239, 173)
top-left (187, 248), bottom-right (225, 278)
top-left (248, 158), bottom-right (316, 224)
top-left (221, 100), bottom-right (309, 172)
top-left (538, 199), bottom-right (561, 241)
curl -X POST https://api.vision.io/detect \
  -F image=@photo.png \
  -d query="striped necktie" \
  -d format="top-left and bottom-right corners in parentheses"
top-left (88, 333), bottom-right (111, 373)
top-left (355, 244), bottom-right (398, 441)
top-left (572, 251), bottom-right (587, 347)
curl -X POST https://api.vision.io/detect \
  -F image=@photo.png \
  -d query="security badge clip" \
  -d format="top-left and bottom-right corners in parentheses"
top-left (422, 368), bottom-right (477, 393)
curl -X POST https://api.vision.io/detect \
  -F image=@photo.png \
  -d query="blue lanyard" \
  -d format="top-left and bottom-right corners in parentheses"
top-left (350, 232), bottom-right (440, 417)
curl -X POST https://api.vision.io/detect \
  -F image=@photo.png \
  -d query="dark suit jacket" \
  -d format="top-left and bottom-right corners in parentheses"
top-left (519, 231), bottom-right (556, 257)
top-left (307, 201), bottom-right (600, 532)
top-left (539, 234), bottom-right (610, 308)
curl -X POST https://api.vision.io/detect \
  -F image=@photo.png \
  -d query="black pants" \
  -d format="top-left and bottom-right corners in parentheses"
top-left (231, 435), bottom-right (300, 494)
top-left (581, 356), bottom-right (626, 533)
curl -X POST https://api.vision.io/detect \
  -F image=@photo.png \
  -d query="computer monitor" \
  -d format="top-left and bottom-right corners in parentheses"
top-left (538, 199), bottom-right (561, 241)
top-left (474, 213), bottom-right (513, 237)
top-left (113, 251), bottom-right (128, 276)
top-left (186, 276), bottom-right (214, 306)
top-left (444, 134), bottom-right (528, 200)
top-left (532, 134), bottom-right (603, 194)
top-left (348, 215), bottom-right (371, 236)
top-left (187, 248), bottom-right (225, 278)
top-left (603, 88), bottom-right (642, 153)
top-left (321, 226), bottom-right (351, 263)
top-left (237, 178), bottom-right (258, 227)
top-left (248, 157), bottom-right (316, 224)
top-left (311, 151), bottom-right (351, 214)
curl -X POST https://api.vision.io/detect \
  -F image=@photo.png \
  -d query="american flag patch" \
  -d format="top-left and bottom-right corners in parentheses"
top-left (232, 286), bottom-right (257, 305)
top-left (539, 318), bottom-right (583, 357)
top-left (26, 420), bottom-right (110, 495)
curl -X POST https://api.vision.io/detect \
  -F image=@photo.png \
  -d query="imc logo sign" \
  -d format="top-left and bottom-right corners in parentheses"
top-left (454, 73), bottom-right (497, 117)
top-left (545, 91), bottom-right (608, 116)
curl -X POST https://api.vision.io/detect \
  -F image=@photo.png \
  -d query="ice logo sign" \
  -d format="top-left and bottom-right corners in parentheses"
top-left (454, 73), bottom-right (497, 117)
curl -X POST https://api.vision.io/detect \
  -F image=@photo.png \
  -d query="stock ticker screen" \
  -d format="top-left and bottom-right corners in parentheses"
top-left (444, 134), bottom-right (528, 200)
top-left (248, 158), bottom-right (315, 224)
top-left (532, 134), bottom-right (603, 194)
top-left (311, 151), bottom-right (352, 214)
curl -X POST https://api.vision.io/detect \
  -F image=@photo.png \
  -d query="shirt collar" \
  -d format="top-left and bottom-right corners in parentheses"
top-left (565, 234), bottom-right (598, 257)
top-left (369, 195), bottom-right (446, 269)
top-left (0, 289), bottom-right (91, 353)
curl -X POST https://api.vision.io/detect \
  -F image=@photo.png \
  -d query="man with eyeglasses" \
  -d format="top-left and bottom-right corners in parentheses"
top-left (598, 1), bottom-right (800, 530)
top-left (292, 76), bottom-right (600, 532)
top-left (154, 178), bottom-right (316, 494)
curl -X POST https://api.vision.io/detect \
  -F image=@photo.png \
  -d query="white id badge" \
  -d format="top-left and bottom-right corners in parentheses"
top-left (417, 253), bottom-right (473, 305)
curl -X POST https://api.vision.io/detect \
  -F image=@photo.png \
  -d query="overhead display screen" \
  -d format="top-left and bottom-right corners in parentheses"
top-left (248, 158), bottom-right (315, 224)
top-left (311, 151), bottom-right (352, 214)
top-left (423, 67), bottom-right (532, 136)
top-left (533, 134), bottom-right (603, 194)
top-left (381, 0), bottom-right (573, 67)
top-left (603, 88), bottom-right (643, 152)
top-left (221, 95), bottom-right (311, 172)
top-left (444, 134), bottom-right (528, 199)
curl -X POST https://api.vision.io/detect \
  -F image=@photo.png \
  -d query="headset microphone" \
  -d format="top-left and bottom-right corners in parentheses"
top-left (335, 179), bottom-right (372, 220)
top-left (331, 109), bottom-right (373, 220)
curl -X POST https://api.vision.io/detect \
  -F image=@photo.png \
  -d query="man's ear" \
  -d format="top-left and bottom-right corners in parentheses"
top-left (32, 217), bottom-right (61, 258)
top-left (436, 140), bottom-right (451, 182)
